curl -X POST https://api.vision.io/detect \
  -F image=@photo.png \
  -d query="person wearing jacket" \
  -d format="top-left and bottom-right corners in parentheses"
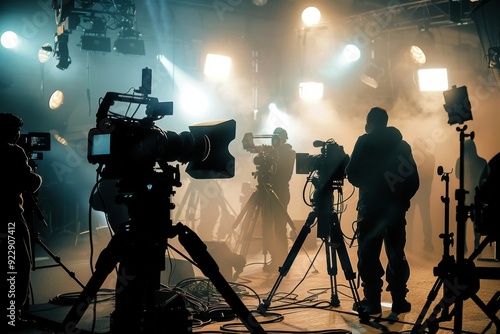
top-left (346, 107), bottom-right (419, 315)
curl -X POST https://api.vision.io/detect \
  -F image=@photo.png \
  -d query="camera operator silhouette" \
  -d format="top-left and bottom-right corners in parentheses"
top-left (455, 139), bottom-right (487, 253)
top-left (263, 127), bottom-right (295, 272)
top-left (346, 107), bottom-right (419, 315)
top-left (1, 113), bottom-right (42, 329)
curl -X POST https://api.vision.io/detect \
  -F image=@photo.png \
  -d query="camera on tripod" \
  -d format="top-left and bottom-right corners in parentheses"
top-left (295, 139), bottom-right (349, 186)
top-left (242, 132), bottom-right (279, 174)
top-left (87, 69), bottom-right (236, 180)
top-left (18, 132), bottom-right (51, 160)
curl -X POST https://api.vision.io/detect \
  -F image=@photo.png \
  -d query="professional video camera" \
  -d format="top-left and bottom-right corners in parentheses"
top-left (87, 92), bottom-right (235, 180)
top-left (18, 132), bottom-right (51, 160)
top-left (241, 132), bottom-right (279, 176)
top-left (296, 139), bottom-right (349, 186)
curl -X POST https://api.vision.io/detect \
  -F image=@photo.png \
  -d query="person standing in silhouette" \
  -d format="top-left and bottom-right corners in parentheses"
top-left (263, 127), bottom-right (295, 272)
top-left (1, 113), bottom-right (42, 329)
top-left (346, 107), bottom-right (419, 315)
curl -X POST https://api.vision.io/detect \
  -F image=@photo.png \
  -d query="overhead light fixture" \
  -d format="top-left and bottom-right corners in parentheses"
top-left (204, 54), bottom-right (232, 79)
top-left (301, 7), bottom-right (321, 26)
top-left (342, 44), bottom-right (361, 63)
top-left (417, 68), bottom-right (448, 91)
top-left (54, 33), bottom-right (71, 70)
top-left (361, 63), bottom-right (385, 89)
top-left (49, 90), bottom-right (64, 109)
top-left (80, 18), bottom-right (111, 52)
top-left (113, 28), bottom-right (145, 56)
top-left (38, 43), bottom-right (53, 63)
top-left (1, 31), bottom-right (19, 49)
top-left (410, 28), bottom-right (435, 65)
top-left (487, 47), bottom-right (500, 69)
top-left (299, 82), bottom-right (324, 100)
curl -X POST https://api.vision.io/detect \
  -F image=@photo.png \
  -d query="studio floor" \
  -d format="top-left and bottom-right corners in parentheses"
top-left (10, 231), bottom-right (500, 334)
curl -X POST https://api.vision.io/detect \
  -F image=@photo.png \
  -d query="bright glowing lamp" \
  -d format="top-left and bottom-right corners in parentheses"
top-left (49, 90), bottom-right (64, 109)
top-left (1, 31), bottom-right (19, 49)
top-left (417, 68), bottom-right (448, 91)
top-left (301, 7), bottom-right (321, 26)
top-left (204, 54), bottom-right (232, 79)
top-left (38, 43), bottom-right (53, 63)
top-left (343, 44), bottom-right (361, 63)
top-left (299, 82), bottom-right (324, 100)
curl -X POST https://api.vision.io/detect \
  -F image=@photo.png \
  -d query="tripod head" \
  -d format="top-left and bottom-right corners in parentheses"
top-left (297, 139), bottom-right (350, 238)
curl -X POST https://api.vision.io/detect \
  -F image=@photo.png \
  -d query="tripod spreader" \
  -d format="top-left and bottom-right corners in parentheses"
top-left (257, 209), bottom-right (369, 323)
top-left (62, 221), bottom-right (266, 334)
top-left (175, 223), bottom-right (266, 333)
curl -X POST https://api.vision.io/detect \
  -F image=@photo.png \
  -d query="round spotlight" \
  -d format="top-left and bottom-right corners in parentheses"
top-left (1, 31), bottom-right (19, 49)
top-left (410, 45), bottom-right (426, 65)
top-left (301, 7), bottom-right (321, 26)
top-left (38, 43), bottom-right (53, 63)
top-left (343, 44), bottom-right (361, 63)
top-left (49, 90), bottom-right (64, 110)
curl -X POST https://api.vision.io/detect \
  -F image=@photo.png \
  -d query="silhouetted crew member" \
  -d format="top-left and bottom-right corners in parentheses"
top-left (263, 127), bottom-right (295, 272)
top-left (346, 107), bottom-right (419, 314)
top-left (1, 113), bottom-right (42, 327)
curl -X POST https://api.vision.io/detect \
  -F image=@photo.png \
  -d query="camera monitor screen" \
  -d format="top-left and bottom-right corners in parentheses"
top-left (91, 133), bottom-right (111, 156)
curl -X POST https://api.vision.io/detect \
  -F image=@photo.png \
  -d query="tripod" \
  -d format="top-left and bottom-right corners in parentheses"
top-left (412, 125), bottom-right (500, 333)
top-left (24, 179), bottom-right (85, 290)
top-left (257, 173), bottom-right (369, 323)
top-left (227, 159), bottom-right (295, 265)
top-left (61, 164), bottom-right (266, 334)
top-left (174, 179), bottom-right (237, 240)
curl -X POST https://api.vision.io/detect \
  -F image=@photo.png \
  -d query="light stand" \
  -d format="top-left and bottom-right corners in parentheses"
top-left (23, 160), bottom-right (85, 290)
top-left (411, 86), bottom-right (500, 333)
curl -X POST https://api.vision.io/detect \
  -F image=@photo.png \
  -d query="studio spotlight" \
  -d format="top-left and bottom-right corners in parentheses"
top-left (410, 29), bottom-right (435, 65)
top-left (54, 33), bottom-right (71, 70)
top-left (417, 68), bottom-right (448, 91)
top-left (38, 43), bottom-right (53, 63)
top-left (113, 28), bottom-right (145, 56)
top-left (361, 63), bottom-right (385, 89)
top-left (487, 47), bottom-right (500, 69)
top-left (49, 90), bottom-right (64, 109)
top-left (1, 31), bottom-right (19, 49)
top-left (299, 82), bottom-right (324, 100)
top-left (204, 54), bottom-right (232, 79)
top-left (301, 7), bottom-right (321, 26)
top-left (81, 18), bottom-right (111, 52)
top-left (342, 44), bottom-right (361, 63)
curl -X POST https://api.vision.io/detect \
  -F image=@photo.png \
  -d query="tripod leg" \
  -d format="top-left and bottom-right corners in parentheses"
top-left (33, 234), bottom-right (85, 289)
top-left (61, 231), bottom-right (123, 332)
top-left (257, 211), bottom-right (316, 314)
top-left (176, 223), bottom-right (266, 334)
top-left (327, 213), bottom-right (369, 322)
